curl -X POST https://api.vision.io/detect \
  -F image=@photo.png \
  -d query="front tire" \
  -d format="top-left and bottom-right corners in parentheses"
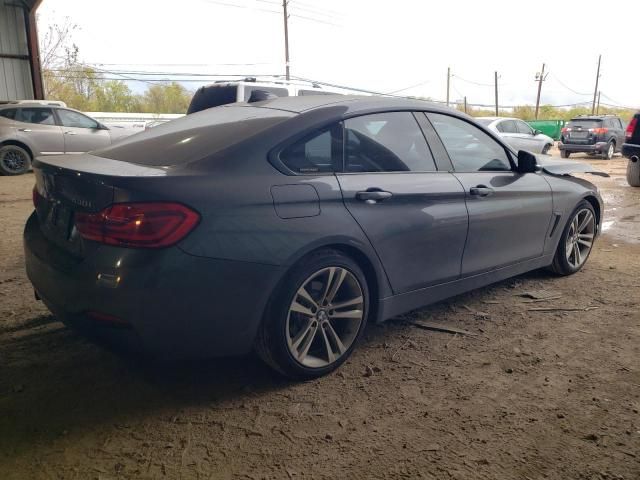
top-left (627, 156), bottom-right (640, 187)
top-left (560, 150), bottom-right (570, 159)
top-left (542, 144), bottom-right (552, 155)
top-left (255, 249), bottom-right (370, 379)
top-left (0, 144), bottom-right (31, 175)
top-left (550, 200), bottom-right (596, 276)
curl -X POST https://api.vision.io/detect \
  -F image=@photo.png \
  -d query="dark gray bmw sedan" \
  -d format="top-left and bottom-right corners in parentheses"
top-left (24, 96), bottom-right (603, 379)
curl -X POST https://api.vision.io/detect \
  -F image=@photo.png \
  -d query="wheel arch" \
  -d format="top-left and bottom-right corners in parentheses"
top-left (582, 194), bottom-right (601, 233)
top-left (0, 139), bottom-right (34, 159)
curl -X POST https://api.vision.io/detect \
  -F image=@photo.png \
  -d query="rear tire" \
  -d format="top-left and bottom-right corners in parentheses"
top-left (255, 249), bottom-right (370, 380)
top-left (549, 200), bottom-right (596, 276)
top-left (560, 150), bottom-right (570, 159)
top-left (603, 141), bottom-right (615, 160)
top-left (627, 156), bottom-right (640, 187)
top-left (0, 144), bottom-right (31, 175)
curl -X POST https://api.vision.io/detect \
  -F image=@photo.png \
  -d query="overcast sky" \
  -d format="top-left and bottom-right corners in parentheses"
top-left (38, 0), bottom-right (639, 109)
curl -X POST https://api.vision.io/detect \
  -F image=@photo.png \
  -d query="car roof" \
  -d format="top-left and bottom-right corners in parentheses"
top-left (237, 94), bottom-right (455, 115)
top-left (477, 116), bottom-right (519, 122)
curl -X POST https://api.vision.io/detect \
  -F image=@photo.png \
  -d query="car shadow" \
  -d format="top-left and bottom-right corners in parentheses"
top-left (0, 268), bottom-right (551, 456)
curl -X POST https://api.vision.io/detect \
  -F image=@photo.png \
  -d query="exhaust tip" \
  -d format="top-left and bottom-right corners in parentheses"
top-left (631, 156), bottom-right (639, 163)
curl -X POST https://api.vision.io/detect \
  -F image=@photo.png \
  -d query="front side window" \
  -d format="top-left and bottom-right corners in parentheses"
top-left (497, 120), bottom-right (517, 133)
top-left (57, 109), bottom-right (99, 129)
top-left (344, 112), bottom-right (436, 172)
top-left (279, 123), bottom-right (341, 174)
top-left (428, 113), bottom-right (512, 172)
top-left (516, 121), bottom-right (533, 135)
top-left (18, 108), bottom-right (55, 125)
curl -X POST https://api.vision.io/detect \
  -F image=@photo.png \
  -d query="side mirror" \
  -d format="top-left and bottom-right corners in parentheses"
top-left (533, 129), bottom-right (542, 136)
top-left (97, 122), bottom-right (109, 130)
top-left (517, 150), bottom-right (538, 173)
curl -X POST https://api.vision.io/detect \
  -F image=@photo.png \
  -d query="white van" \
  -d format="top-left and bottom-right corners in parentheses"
top-left (187, 78), bottom-right (340, 114)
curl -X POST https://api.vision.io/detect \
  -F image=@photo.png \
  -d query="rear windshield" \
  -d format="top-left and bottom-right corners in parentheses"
top-left (567, 119), bottom-right (602, 128)
top-left (93, 106), bottom-right (294, 166)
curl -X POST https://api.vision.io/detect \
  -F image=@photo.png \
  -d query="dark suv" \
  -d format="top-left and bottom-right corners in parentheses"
top-left (559, 115), bottom-right (626, 159)
top-left (622, 112), bottom-right (640, 186)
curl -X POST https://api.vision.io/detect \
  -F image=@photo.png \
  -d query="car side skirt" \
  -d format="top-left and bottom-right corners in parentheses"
top-left (376, 254), bottom-right (554, 322)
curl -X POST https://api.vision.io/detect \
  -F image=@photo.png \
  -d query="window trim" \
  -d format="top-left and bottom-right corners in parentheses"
top-left (423, 112), bottom-right (516, 173)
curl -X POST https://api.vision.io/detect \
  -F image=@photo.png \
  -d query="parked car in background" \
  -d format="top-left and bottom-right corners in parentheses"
top-left (0, 104), bottom-right (135, 175)
top-left (622, 112), bottom-right (640, 187)
top-left (25, 96), bottom-right (604, 380)
top-left (0, 99), bottom-right (67, 107)
top-left (559, 115), bottom-right (626, 159)
top-left (476, 117), bottom-right (554, 154)
top-left (187, 77), bottom-right (340, 114)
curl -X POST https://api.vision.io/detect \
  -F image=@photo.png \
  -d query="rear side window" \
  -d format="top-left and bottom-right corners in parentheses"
top-left (428, 113), bottom-right (512, 172)
top-left (18, 108), bottom-right (56, 125)
top-left (244, 87), bottom-right (289, 102)
top-left (0, 108), bottom-right (17, 120)
top-left (344, 112), bottom-right (436, 172)
top-left (93, 106), bottom-right (294, 166)
top-left (279, 123), bottom-right (342, 174)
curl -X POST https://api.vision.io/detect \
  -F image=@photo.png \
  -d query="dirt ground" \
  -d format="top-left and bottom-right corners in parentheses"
top-left (0, 153), bottom-right (639, 480)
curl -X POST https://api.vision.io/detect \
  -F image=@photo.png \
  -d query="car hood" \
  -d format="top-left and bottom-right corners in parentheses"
top-left (536, 156), bottom-right (609, 177)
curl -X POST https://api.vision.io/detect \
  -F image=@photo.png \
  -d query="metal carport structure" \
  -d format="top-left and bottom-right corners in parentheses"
top-left (0, 0), bottom-right (43, 101)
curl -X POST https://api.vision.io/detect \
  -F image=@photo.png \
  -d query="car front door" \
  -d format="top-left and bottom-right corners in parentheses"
top-left (14, 107), bottom-right (64, 155)
top-left (336, 112), bottom-right (468, 294)
top-left (425, 112), bottom-right (553, 276)
top-left (515, 120), bottom-right (544, 153)
top-left (56, 109), bottom-right (112, 153)
top-left (495, 120), bottom-right (522, 151)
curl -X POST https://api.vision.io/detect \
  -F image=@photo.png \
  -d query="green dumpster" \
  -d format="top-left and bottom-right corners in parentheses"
top-left (526, 120), bottom-right (566, 141)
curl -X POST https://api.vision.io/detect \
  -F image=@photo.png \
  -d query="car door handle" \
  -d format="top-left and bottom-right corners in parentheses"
top-left (469, 185), bottom-right (494, 197)
top-left (64, 131), bottom-right (77, 135)
top-left (18, 128), bottom-right (32, 132)
top-left (356, 189), bottom-right (393, 204)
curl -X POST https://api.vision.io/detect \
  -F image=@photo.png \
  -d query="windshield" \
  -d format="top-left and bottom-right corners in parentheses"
top-left (93, 106), bottom-right (294, 166)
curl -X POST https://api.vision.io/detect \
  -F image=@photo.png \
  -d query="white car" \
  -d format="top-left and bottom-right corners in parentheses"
top-left (476, 117), bottom-right (554, 154)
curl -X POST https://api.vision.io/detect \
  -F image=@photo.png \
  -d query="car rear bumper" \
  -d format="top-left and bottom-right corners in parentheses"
top-left (622, 143), bottom-right (640, 159)
top-left (558, 142), bottom-right (608, 154)
top-left (23, 212), bottom-right (283, 359)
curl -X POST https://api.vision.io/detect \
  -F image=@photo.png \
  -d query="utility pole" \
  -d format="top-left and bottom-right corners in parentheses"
top-left (596, 91), bottom-right (601, 115)
top-left (591, 54), bottom-right (601, 115)
top-left (494, 71), bottom-right (499, 116)
top-left (534, 63), bottom-right (547, 120)
top-left (464, 96), bottom-right (467, 114)
top-left (446, 67), bottom-right (450, 107)
top-left (282, 0), bottom-right (290, 81)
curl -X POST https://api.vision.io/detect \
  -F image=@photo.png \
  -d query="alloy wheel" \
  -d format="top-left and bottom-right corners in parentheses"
top-left (286, 266), bottom-right (364, 368)
top-left (607, 143), bottom-right (614, 159)
top-left (565, 208), bottom-right (595, 269)
top-left (1, 148), bottom-right (27, 173)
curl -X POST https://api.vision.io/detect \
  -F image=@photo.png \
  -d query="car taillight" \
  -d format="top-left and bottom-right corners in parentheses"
top-left (591, 127), bottom-right (608, 135)
top-left (627, 117), bottom-right (637, 139)
top-left (561, 127), bottom-right (571, 133)
top-left (75, 202), bottom-right (200, 248)
top-left (32, 185), bottom-right (42, 208)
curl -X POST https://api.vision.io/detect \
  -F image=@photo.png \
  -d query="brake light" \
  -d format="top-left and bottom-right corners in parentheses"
top-left (590, 127), bottom-right (608, 135)
top-left (627, 117), bottom-right (638, 139)
top-left (75, 202), bottom-right (200, 248)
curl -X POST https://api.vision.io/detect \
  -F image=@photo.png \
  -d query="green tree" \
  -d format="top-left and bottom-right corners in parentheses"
top-left (139, 82), bottom-right (192, 114)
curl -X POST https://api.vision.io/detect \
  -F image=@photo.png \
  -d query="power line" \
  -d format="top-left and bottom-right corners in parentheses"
top-left (548, 72), bottom-right (591, 96)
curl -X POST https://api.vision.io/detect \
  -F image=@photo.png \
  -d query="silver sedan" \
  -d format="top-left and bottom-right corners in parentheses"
top-left (476, 117), bottom-right (555, 154)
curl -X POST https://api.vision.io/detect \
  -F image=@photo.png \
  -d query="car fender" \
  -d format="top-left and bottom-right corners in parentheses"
top-left (0, 129), bottom-right (40, 157)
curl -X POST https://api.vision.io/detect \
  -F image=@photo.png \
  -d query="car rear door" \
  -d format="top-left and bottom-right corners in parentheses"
top-left (336, 111), bottom-right (468, 294)
top-left (495, 120), bottom-right (522, 151)
top-left (14, 107), bottom-right (64, 155)
top-left (425, 112), bottom-right (553, 276)
top-left (56, 109), bottom-right (111, 153)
